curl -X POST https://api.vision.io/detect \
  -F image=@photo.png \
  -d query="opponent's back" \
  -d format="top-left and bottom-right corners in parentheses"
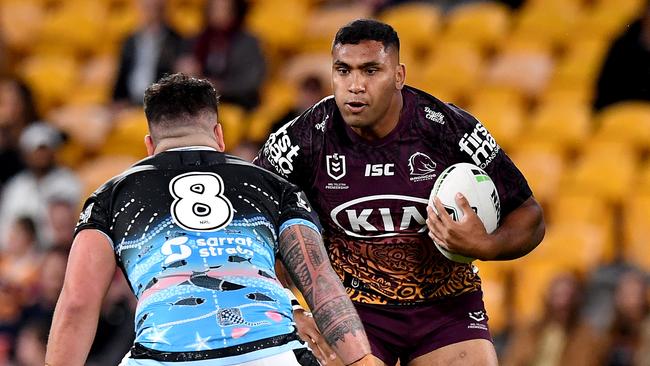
top-left (75, 148), bottom-right (319, 358)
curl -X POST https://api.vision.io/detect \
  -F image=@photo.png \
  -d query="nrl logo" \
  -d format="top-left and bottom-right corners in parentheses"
top-left (326, 153), bottom-right (346, 180)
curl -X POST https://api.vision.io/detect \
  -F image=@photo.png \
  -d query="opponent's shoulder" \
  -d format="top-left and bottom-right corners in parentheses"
top-left (225, 153), bottom-right (297, 187)
top-left (90, 156), bottom-right (157, 198)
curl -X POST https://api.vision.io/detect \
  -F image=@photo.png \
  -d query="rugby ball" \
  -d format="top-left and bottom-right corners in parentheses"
top-left (428, 163), bottom-right (501, 263)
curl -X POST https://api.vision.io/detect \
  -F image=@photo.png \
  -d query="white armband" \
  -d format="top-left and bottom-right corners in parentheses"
top-left (284, 288), bottom-right (304, 311)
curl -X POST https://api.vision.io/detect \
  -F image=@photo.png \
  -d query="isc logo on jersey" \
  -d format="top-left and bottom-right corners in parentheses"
top-left (458, 122), bottom-right (500, 169)
top-left (330, 195), bottom-right (429, 238)
top-left (264, 128), bottom-right (300, 176)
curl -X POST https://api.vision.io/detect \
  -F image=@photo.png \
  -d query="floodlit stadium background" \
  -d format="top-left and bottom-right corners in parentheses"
top-left (1, 0), bottom-right (650, 363)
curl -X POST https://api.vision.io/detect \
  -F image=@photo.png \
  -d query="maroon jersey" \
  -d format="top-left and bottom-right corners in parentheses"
top-left (254, 86), bottom-right (532, 305)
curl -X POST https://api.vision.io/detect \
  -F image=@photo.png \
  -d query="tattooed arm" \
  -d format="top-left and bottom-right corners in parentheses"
top-left (279, 224), bottom-right (373, 365)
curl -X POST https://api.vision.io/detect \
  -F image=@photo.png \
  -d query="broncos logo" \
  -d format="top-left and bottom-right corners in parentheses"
top-left (408, 152), bottom-right (437, 176)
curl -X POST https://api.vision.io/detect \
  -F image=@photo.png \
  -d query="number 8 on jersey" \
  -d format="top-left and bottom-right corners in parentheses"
top-left (169, 172), bottom-right (234, 231)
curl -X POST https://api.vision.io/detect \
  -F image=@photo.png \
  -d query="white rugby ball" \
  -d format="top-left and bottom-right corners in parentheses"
top-left (429, 162), bottom-right (501, 263)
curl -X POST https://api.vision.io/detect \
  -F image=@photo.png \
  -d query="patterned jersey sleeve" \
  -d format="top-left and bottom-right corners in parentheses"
top-left (253, 101), bottom-right (328, 188)
top-left (444, 104), bottom-right (533, 218)
top-left (277, 181), bottom-right (322, 238)
top-left (74, 185), bottom-right (114, 246)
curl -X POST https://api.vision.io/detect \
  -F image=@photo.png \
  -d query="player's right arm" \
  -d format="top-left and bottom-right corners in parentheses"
top-left (278, 224), bottom-right (375, 366)
top-left (45, 229), bottom-right (117, 366)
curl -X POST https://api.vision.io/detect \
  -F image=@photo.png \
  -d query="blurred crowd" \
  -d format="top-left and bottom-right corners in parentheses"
top-left (0, 0), bottom-right (649, 365)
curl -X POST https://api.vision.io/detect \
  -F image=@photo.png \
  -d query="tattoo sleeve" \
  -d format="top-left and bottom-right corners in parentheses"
top-left (279, 225), bottom-right (371, 364)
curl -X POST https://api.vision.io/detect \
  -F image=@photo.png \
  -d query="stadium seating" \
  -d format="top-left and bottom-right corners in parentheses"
top-left (523, 101), bottom-right (592, 154)
top-left (378, 2), bottom-right (442, 54)
top-left (466, 86), bottom-right (525, 151)
top-left (510, 143), bottom-right (565, 206)
top-left (592, 102), bottom-right (650, 153)
top-left (441, 1), bottom-right (511, 52)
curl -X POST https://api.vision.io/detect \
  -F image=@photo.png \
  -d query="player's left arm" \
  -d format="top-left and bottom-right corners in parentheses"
top-left (278, 224), bottom-right (373, 365)
top-left (428, 194), bottom-right (545, 261)
top-left (45, 229), bottom-right (117, 366)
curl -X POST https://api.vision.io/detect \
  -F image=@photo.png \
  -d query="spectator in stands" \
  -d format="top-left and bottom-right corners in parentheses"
top-left (0, 79), bottom-right (38, 186)
top-left (44, 199), bottom-right (78, 250)
top-left (192, 0), bottom-right (266, 110)
top-left (599, 269), bottom-right (649, 365)
top-left (582, 260), bottom-right (642, 332)
top-left (0, 217), bottom-right (42, 303)
top-left (594, 1), bottom-right (650, 110)
top-left (10, 318), bottom-right (49, 366)
top-left (112, 0), bottom-right (186, 107)
top-left (19, 247), bottom-right (69, 326)
top-left (0, 123), bottom-right (81, 245)
top-left (501, 272), bottom-right (603, 366)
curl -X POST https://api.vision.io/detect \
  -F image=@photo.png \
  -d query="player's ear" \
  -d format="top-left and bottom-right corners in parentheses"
top-left (214, 123), bottom-right (226, 152)
top-left (395, 63), bottom-right (405, 90)
top-left (144, 134), bottom-right (155, 156)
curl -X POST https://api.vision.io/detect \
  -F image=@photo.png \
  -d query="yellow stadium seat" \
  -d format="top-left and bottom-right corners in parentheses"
top-left (560, 141), bottom-right (638, 204)
top-left (549, 39), bottom-right (609, 90)
top-left (246, 0), bottom-right (309, 53)
top-left (47, 103), bottom-right (113, 153)
top-left (441, 1), bottom-right (511, 51)
top-left (378, 2), bottom-right (441, 53)
top-left (512, 1), bottom-right (583, 47)
top-left (218, 103), bottom-right (247, 152)
top-left (549, 192), bottom-right (616, 260)
top-left (466, 88), bottom-right (525, 151)
top-left (523, 102), bottom-right (593, 153)
top-left (246, 81), bottom-right (297, 143)
top-left (510, 259), bottom-right (576, 324)
top-left (538, 84), bottom-right (594, 106)
top-left (475, 261), bottom-right (511, 333)
top-left (76, 155), bottom-right (139, 198)
top-left (0, 1), bottom-right (45, 53)
top-left (104, 0), bottom-right (139, 46)
top-left (100, 107), bottom-right (149, 159)
top-left (510, 144), bottom-right (565, 206)
top-left (18, 54), bottom-right (78, 114)
top-left (484, 47), bottom-right (554, 99)
top-left (622, 194), bottom-right (650, 270)
top-left (35, 1), bottom-right (108, 55)
top-left (528, 224), bottom-right (608, 272)
top-left (639, 162), bottom-right (650, 195)
top-left (67, 55), bottom-right (118, 106)
top-left (166, 0), bottom-right (206, 38)
top-left (421, 41), bottom-right (484, 104)
top-left (303, 4), bottom-right (372, 53)
top-left (570, 0), bottom-right (643, 44)
top-left (592, 102), bottom-right (650, 152)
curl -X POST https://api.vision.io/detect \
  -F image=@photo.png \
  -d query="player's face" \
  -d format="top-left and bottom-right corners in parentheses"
top-left (332, 40), bottom-right (405, 132)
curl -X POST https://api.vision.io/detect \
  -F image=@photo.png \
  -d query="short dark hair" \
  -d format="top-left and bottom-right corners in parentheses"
top-left (143, 73), bottom-right (219, 126)
top-left (333, 19), bottom-right (400, 53)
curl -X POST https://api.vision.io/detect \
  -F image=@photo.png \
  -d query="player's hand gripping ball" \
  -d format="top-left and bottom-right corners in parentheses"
top-left (429, 163), bottom-right (500, 263)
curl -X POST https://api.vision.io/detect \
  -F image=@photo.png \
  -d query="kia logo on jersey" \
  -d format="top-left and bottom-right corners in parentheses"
top-left (326, 153), bottom-right (346, 180)
top-left (330, 195), bottom-right (429, 238)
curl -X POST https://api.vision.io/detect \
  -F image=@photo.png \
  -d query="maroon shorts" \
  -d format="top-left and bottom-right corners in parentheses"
top-left (353, 290), bottom-right (492, 365)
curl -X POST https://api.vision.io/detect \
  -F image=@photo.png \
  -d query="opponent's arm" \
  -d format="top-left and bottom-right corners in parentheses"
top-left (276, 260), bottom-right (338, 364)
top-left (428, 195), bottom-right (545, 261)
top-left (278, 225), bottom-right (373, 366)
top-left (45, 229), bottom-right (117, 366)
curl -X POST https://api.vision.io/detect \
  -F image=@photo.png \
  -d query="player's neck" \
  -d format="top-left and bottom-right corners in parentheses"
top-left (153, 134), bottom-right (221, 154)
top-left (353, 90), bottom-right (403, 140)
